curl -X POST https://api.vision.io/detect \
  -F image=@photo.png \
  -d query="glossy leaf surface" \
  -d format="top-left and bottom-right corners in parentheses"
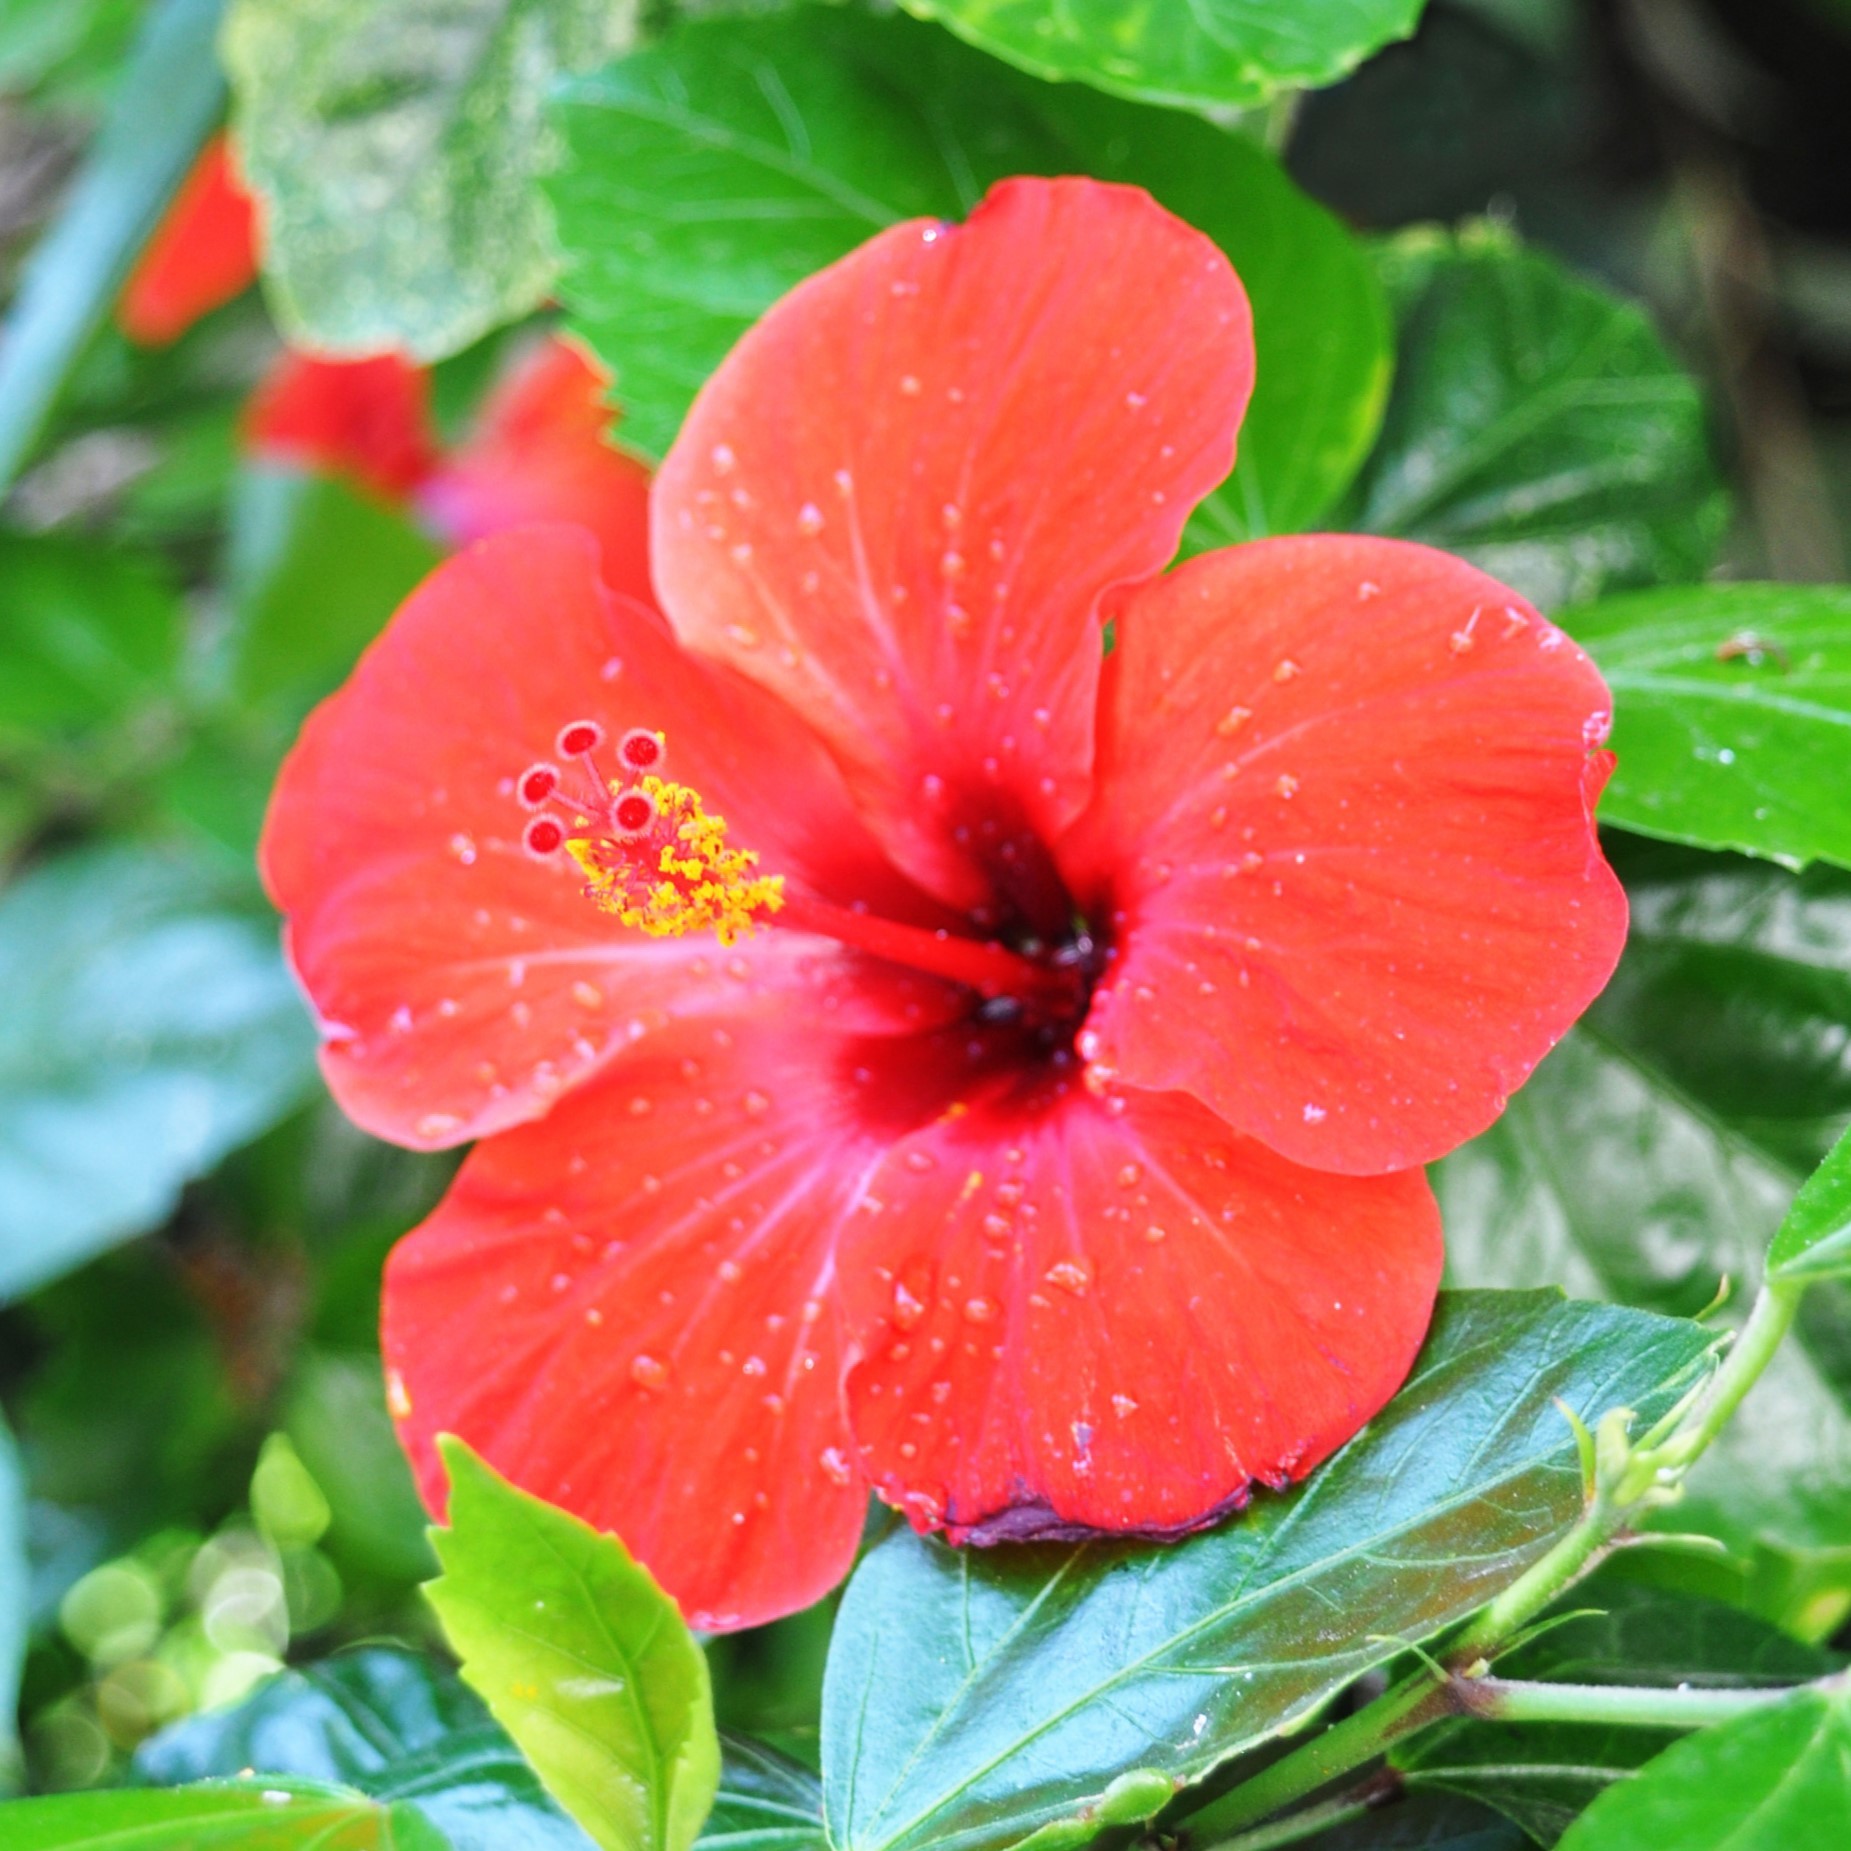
top-left (1570, 583), bottom-right (1851, 871)
top-left (0, 1777), bottom-right (449, 1849)
top-left (137, 1646), bottom-right (594, 1851)
top-left (1437, 843), bottom-right (1851, 1600)
top-left (0, 1405), bottom-right (23, 1788)
top-left (1353, 227), bottom-right (1725, 609)
top-left (893, 0), bottom-right (1427, 111)
top-left (819, 1292), bottom-right (1711, 1851)
top-left (221, 0), bottom-right (636, 359)
top-left (425, 1440), bottom-right (719, 1851)
top-left (699, 1737), bottom-right (825, 1851)
top-left (0, 844), bottom-right (317, 1303)
top-left (550, 7), bottom-right (1387, 536)
top-left (1553, 1681), bottom-right (1851, 1850)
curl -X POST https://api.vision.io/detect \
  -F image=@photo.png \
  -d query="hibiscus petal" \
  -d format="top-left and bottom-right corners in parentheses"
top-left (840, 1077), bottom-right (1440, 1538)
top-left (383, 1014), bottom-right (886, 1631)
top-left (417, 334), bottom-right (656, 610)
top-left (260, 525), bottom-right (950, 1147)
top-left (243, 351), bottom-right (440, 504)
top-left (653, 176), bottom-right (1253, 912)
top-left (1064, 536), bottom-right (1628, 1174)
top-left (119, 133), bottom-right (260, 346)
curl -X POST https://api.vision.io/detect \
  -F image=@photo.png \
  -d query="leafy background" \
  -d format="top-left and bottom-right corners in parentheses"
top-left (1, 0), bottom-right (1850, 1845)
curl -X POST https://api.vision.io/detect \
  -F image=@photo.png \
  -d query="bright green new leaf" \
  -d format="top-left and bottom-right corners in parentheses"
top-left (0, 0), bottom-right (224, 488)
top-left (1769, 1124), bottom-right (1851, 1286)
top-left (425, 1439), bottom-right (720, 1851)
top-left (893, 0), bottom-right (1428, 111)
top-left (819, 1291), bottom-right (1712, 1851)
top-left (1568, 583), bottom-right (1851, 871)
top-left (550, 6), bottom-right (1389, 536)
top-left (1554, 1679), bottom-right (1851, 1850)
top-left (1436, 842), bottom-right (1851, 1628)
top-left (1353, 225), bottom-right (1726, 609)
top-left (221, 0), bottom-right (638, 360)
top-left (0, 844), bottom-right (318, 1304)
top-left (0, 1777), bottom-right (450, 1849)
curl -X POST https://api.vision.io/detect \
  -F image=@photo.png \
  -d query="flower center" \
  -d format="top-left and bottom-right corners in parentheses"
top-left (517, 722), bottom-right (1093, 1022)
top-left (517, 720), bottom-right (784, 948)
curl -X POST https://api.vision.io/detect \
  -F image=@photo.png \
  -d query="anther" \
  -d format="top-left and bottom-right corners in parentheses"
top-left (524, 815), bottom-right (566, 857)
top-left (619, 728), bottom-right (665, 772)
top-left (613, 788), bottom-right (657, 837)
top-left (518, 763), bottom-right (561, 809)
top-left (557, 719), bottom-right (604, 758)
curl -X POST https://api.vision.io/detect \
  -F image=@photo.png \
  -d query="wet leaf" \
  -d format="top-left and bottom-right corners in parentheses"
top-left (1553, 1680), bottom-right (1851, 1850)
top-left (1568, 583), bottom-right (1851, 872)
top-left (0, 843), bottom-right (318, 1303)
top-left (137, 1646), bottom-right (595, 1851)
top-left (222, 0), bottom-right (637, 360)
top-left (425, 1439), bottom-right (720, 1851)
top-left (0, 1776), bottom-right (451, 1849)
top-left (0, 1405), bottom-right (24, 1790)
top-left (1353, 225), bottom-right (1725, 609)
top-left (697, 1737), bottom-right (825, 1851)
top-left (891, 0), bottom-right (1428, 111)
top-left (550, 6), bottom-right (1388, 535)
top-left (820, 1291), bottom-right (1712, 1851)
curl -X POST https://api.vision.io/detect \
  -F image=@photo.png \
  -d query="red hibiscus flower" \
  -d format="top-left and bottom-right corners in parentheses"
top-left (260, 178), bottom-right (1627, 1631)
top-left (242, 336), bottom-right (653, 609)
top-left (119, 132), bottom-right (261, 347)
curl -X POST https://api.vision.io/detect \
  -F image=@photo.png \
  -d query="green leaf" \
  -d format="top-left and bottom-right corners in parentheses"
top-left (1394, 1570), bottom-right (1842, 1843)
top-left (0, 534), bottom-right (181, 740)
top-left (1352, 225), bottom-right (1726, 609)
top-left (224, 466), bottom-right (443, 711)
top-left (0, 1777), bottom-right (450, 1849)
top-left (818, 1291), bottom-right (1712, 1851)
top-left (698, 1738), bottom-right (825, 1851)
top-left (0, 0), bottom-right (225, 489)
top-left (891, 0), bottom-right (1428, 111)
top-left (1769, 1126), bottom-right (1851, 1285)
top-left (425, 1439), bottom-right (720, 1851)
top-left (1435, 842), bottom-right (1851, 1619)
top-left (0, 843), bottom-right (317, 1303)
top-left (0, 1405), bottom-right (24, 1791)
top-left (1567, 584), bottom-right (1851, 871)
top-left (1553, 1680), bottom-right (1851, 1850)
top-left (550, 6), bottom-right (1389, 534)
top-left (137, 1645), bottom-right (597, 1851)
top-left (221, 0), bottom-right (639, 361)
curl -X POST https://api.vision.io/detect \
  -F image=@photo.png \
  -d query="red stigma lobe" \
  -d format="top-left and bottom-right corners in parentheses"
top-left (519, 763), bottom-right (561, 808)
top-left (613, 788), bottom-right (657, 836)
top-left (524, 815), bottom-right (566, 856)
top-left (557, 719), bottom-right (604, 757)
top-left (619, 727), bottom-right (665, 771)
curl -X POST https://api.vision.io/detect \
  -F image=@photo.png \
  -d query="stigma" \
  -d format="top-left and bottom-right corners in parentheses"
top-left (517, 721), bottom-right (783, 947)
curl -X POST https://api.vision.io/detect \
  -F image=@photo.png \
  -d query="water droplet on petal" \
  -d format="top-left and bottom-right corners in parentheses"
top-left (630, 1354), bottom-right (669, 1391)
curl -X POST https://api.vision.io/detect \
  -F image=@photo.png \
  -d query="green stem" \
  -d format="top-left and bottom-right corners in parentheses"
top-left (1180, 1275), bottom-right (1806, 1845)
top-left (1464, 1676), bottom-right (1811, 1730)
top-left (1647, 1277), bottom-right (1801, 1470)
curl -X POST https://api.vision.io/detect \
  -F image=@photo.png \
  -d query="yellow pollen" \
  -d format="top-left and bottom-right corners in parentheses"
top-left (567, 773), bottom-right (784, 947)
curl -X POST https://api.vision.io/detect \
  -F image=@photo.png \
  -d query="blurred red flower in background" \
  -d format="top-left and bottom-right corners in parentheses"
top-left (118, 131), bottom-right (260, 347)
top-left (261, 177), bottom-right (1627, 1630)
top-left (120, 134), bottom-right (648, 597)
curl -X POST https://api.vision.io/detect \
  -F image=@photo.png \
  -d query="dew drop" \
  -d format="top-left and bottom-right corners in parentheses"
top-left (416, 1112), bottom-right (463, 1140)
top-left (630, 1354), bottom-right (669, 1391)
top-left (386, 1370), bottom-right (412, 1419)
top-left (797, 501), bottom-right (825, 535)
top-left (893, 1280), bottom-right (927, 1330)
top-left (961, 1296), bottom-right (999, 1324)
top-left (1275, 773), bottom-right (1300, 799)
top-left (449, 832), bottom-right (478, 865)
top-left (711, 443), bottom-right (736, 475)
top-left (1111, 1393), bottom-right (1139, 1419)
top-left (573, 980), bottom-right (604, 1010)
top-left (1045, 1259), bottom-right (1091, 1296)
top-left (819, 1446), bottom-right (854, 1486)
